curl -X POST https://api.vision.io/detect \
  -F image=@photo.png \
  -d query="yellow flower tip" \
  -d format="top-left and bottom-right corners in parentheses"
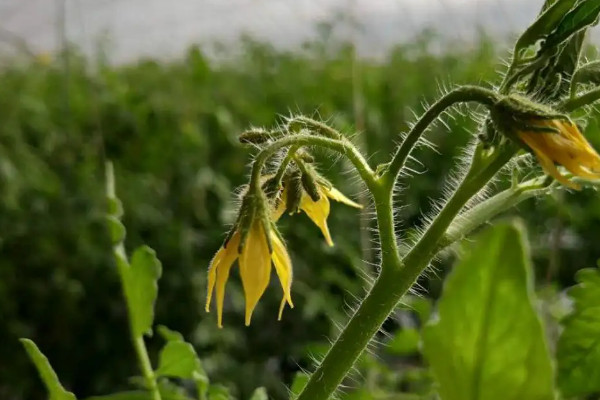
top-left (518, 119), bottom-right (600, 188)
top-left (245, 306), bottom-right (255, 326)
top-left (277, 296), bottom-right (294, 321)
top-left (323, 186), bottom-right (363, 209)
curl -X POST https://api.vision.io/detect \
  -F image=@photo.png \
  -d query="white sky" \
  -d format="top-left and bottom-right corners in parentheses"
top-left (0, 0), bottom-right (548, 62)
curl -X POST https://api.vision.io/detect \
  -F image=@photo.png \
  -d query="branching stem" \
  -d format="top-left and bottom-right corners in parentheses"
top-left (384, 86), bottom-right (499, 190)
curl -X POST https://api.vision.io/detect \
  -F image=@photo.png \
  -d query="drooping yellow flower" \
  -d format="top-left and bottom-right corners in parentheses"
top-left (205, 222), bottom-right (293, 327)
top-left (517, 119), bottom-right (600, 189)
top-left (274, 182), bottom-right (362, 246)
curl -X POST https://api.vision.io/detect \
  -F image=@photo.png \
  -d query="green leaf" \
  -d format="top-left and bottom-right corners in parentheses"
top-left (289, 372), bottom-right (309, 399)
top-left (557, 266), bottom-right (600, 397)
top-left (515, 0), bottom-right (578, 53)
top-left (544, 0), bottom-right (600, 49)
top-left (249, 387), bottom-right (268, 400)
top-left (155, 326), bottom-right (208, 396)
top-left (85, 388), bottom-right (195, 400)
top-left (106, 216), bottom-right (126, 245)
top-left (207, 385), bottom-right (232, 400)
top-left (85, 392), bottom-right (149, 400)
top-left (423, 223), bottom-right (555, 400)
top-left (157, 325), bottom-right (185, 342)
top-left (156, 341), bottom-right (202, 380)
top-left (20, 339), bottom-right (77, 400)
top-left (122, 246), bottom-right (162, 337)
top-left (386, 328), bottom-right (420, 356)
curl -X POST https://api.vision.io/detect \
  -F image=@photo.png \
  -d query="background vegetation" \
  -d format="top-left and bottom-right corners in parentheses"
top-left (1, 31), bottom-right (600, 399)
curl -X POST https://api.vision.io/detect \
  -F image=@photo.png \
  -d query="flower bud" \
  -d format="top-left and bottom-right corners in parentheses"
top-left (239, 128), bottom-right (273, 144)
top-left (301, 168), bottom-right (322, 202)
top-left (284, 169), bottom-right (303, 214)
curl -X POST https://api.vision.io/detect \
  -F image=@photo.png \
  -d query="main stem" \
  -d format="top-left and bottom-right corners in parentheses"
top-left (296, 146), bottom-right (514, 400)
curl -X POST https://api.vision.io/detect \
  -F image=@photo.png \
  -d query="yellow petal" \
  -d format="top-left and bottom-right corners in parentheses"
top-left (533, 148), bottom-right (580, 190)
top-left (300, 191), bottom-right (334, 246)
top-left (323, 186), bottom-right (363, 209)
top-left (271, 231), bottom-right (294, 310)
top-left (208, 232), bottom-right (240, 328)
top-left (239, 222), bottom-right (272, 326)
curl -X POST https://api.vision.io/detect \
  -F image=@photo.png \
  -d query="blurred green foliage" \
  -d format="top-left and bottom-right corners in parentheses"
top-left (1, 32), bottom-right (600, 399)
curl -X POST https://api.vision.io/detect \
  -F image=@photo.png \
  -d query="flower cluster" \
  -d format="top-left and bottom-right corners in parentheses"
top-left (205, 165), bottom-right (362, 327)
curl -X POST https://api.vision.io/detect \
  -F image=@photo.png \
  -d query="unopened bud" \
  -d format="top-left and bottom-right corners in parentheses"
top-left (297, 150), bottom-right (315, 163)
top-left (239, 128), bottom-right (272, 144)
top-left (301, 169), bottom-right (321, 202)
top-left (285, 170), bottom-right (303, 214)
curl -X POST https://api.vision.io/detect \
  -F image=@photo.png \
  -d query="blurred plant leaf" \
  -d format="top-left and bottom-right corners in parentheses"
top-left (20, 339), bottom-right (77, 400)
top-left (122, 246), bottom-right (162, 337)
top-left (249, 387), bottom-right (268, 400)
top-left (289, 372), bottom-right (310, 399)
top-left (515, 0), bottom-right (577, 54)
top-left (556, 266), bottom-right (600, 397)
top-left (387, 328), bottom-right (420, 356)
top-left (544, 0), bottom-right (600, 50)
top-left (423, 223), bottom-right (555, 400)
top-left (157, 325), bottom-right (185, 342)
top-left (207, 385), bottom-right (232, 400)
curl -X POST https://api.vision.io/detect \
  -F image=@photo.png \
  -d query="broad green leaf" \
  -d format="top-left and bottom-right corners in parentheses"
top-left (20, 339), bottom-right (77, 400)
top-left (423, 223), bottom-right (555, 400)
top-left (571, 60), bottom-right (600, 88)
top-left (156, 326), bottom-right (208, 396)
top-left (249, 387), bottom-right (268, 400)
top-left (544, 0), bottom-right (600, 49)
top-left (515, 0), bottom-right (577, 53)
top-left (156, 341), bottom-right (202, 380)
top-left (289, 372), bottom-right (309, 399)
top-left (123, 246), bottom-right (162, 337)
top-left (556, 266), bottom-right (600, 397)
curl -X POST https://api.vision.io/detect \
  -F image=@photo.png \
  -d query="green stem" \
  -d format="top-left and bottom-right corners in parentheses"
top-left (385, 86), bottom-right (499, 190)
top-left (296, 185), bottom-right (402, 400)
top-left (560, 87), bottom-right (600, 111)
top-left (272, 145), bottom-right (299, 185)
top-left (133, 337), bottom-right (162, 400)
top-left (296, 144), bottom-right (515, 400)
top-left (249, 134), bottom-right (376, 192)
top-left (106, 162), bottom-right (162, 400)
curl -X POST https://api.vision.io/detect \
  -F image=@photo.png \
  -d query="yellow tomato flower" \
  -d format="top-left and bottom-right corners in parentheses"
top-left (517, 119), bottom-right (600, 189)
top-left (274, 183), bottom-right (362, 246)
top-left (205, 222), bottom-right (293, 327)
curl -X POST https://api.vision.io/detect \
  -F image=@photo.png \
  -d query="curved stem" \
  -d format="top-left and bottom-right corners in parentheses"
top-left (384, 86), bottom-right (499, 191)
top-left (296, 144), bottom-right (515, 400)
top-left (559, 87), bottom-right (600, 111)
top-left (249, 135), bottom-right (376, 192)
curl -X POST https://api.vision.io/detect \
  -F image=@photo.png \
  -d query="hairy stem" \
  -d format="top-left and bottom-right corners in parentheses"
top-left (106, 162), bottom-right (162, 400)
top-left (296, 144), bottom-right (515, 400)
top-left (385, 86), bottom-right (499, 189)
top-left (249, 135), bottom-right (376, 192)
top-left (560, 87), bottom-right (600, 111)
